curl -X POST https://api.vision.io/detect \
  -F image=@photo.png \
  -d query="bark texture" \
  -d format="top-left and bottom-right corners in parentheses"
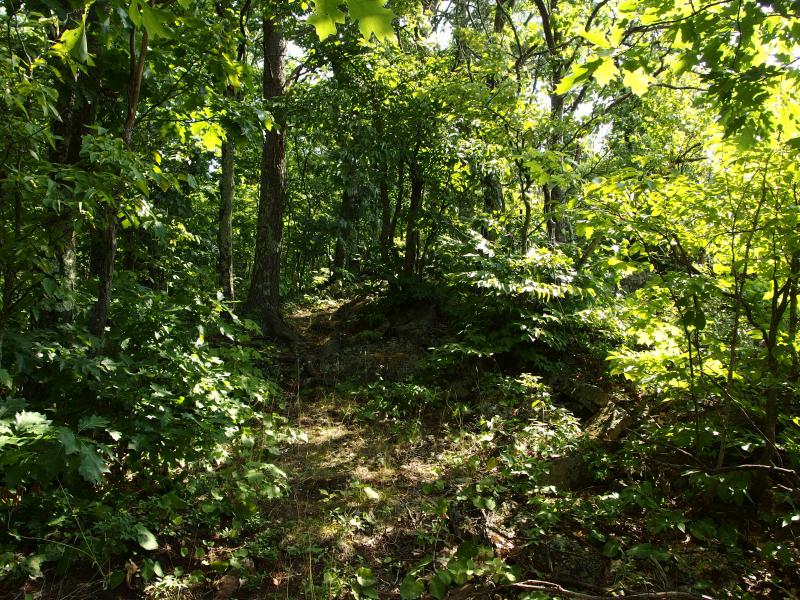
top-left (218, 137), bottom-right (236, 300)
top-left (402, 163), bottom-right (424, 277)
top-left (91, 28), bottom-right (148, 338)
top-left (245, 17), bottom-right (286, 329)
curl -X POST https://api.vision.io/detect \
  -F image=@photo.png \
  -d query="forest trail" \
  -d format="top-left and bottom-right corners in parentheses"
top-left (257, 299), bottom-right (464, 600)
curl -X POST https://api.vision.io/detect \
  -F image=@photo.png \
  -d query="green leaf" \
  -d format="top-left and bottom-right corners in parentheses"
top-left (622, 67), bottom-right (652, 96)
top-left (78, 415), bottom-right (109, 432)
top-left (78, 445), bottom-right (110, 484)
top-left (356, 567), bottom-right (375, 587)
top-left (555, 64), bottom-right (589, 95)
top-left (689, 518), bottom-right (716, 541)
top-left (429, 575), bottom-right (448, 599)
top-left (140, 3), bottom-right (173, 39)
top-left (0, 369), bottom-right (12, 389)
top-left (348, 0), bottom-right (394, 41)
top-left (593, 57), bottom-right (619, 87)
top-left (399, 575), bottom-right (424, 599)
top-left (15, 411), bottom-right (51, 434)
top-left (128, 0), bottom-right (142, 27)
top-left (580, 29), bottom-right (610, 48)
top-left (52, 14), bottom-right (88, 62)
top-left (56, 428), bottom-right (79, 455)
top-left (309, 0), bottom-right (346, 40)
top-left (628, 543), bottom-right (655, 558)
top-left (719, 523), bottom-right (738, 546)
top-left (107, 570), bottom-right (125, 590)
top-left (362, 485), bottom-right (381, 501)
top-left (42, 277), bottom-right (57, 296)
top-left (135, 523), bottom-right (159, 550)
top-left (435, 570), bottom-right (452, 586)
top-left (134, 177), bottom-right (149, 197)
top-left (601, 538), bottom-right (621, 557)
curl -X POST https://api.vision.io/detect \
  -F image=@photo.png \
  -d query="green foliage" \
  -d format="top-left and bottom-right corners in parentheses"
top-left (429, 232), bottom-right (600, 369)
top-left (310, 0), bottom-right (394, 41)
top-left (2, 0), bottom-right (800, 593)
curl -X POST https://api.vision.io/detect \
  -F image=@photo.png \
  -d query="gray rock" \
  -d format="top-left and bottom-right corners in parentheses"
top-left (585, 403), bottom-right (632, 442)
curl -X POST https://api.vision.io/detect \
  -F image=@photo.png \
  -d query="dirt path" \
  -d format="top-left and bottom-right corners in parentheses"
top-left (258, 301), bottom-right (455, 599)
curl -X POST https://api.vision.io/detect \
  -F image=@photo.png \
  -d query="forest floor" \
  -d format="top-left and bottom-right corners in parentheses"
top-left (190, 296), bottom-right (706, 600)
top-left (257, 298), bottom-right (477, 599)
top-left (14, 294), bottom-right (798, 600)
top-left (190, 295), bottom-right (797, 600)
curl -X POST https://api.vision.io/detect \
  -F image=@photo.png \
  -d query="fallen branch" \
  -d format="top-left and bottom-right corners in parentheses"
top-left (510, 580), bottom-right (715, 600)
top-left (649, 461), bottom-right (799, 484)
top-left (683, 464), bottom-right (797, 478)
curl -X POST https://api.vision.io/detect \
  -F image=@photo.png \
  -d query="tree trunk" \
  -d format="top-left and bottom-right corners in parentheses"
top-left (544, 88), bottom-right (569, 244)
top-left (482, 172), bottom-right (504, 241)
top-left (521, 189), bottom-right (531, 252)
top-left (478, 0), bottom-right (511, 241)
top-left (245, 16), bottom-right (287, 331)
top-left (534, 0), bottom-right (570, 245)
top-left (403, 163), bottom-right (424, 277)
top-left (388, 161), bottom-right (405, 255)
top-left (91, 28), bottom-right (148, 338)
top-left (40, 65), bottom-right (95, 327)
top-left (333, 155), bottom-right (357, 275)
top-left (215, 0), bottom-right (250, 302)
top-left (0, 187), bottom-right (21, 367)
top-left (90, 219), bottom-right (117, 337)
top-left (333, 190), bottom-right (355, 273)
top-left (379, 167), bottom-right (392, 263)
top-left (218, 136), bottom-right (236, 300)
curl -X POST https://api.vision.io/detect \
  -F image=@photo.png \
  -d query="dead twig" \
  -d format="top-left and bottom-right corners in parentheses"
top-left (508, 581), bottom-right (715, 600)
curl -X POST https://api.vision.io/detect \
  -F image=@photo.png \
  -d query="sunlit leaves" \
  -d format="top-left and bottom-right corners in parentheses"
top-left (310, 0), bottom-right (394, 41)
top-left (623, 68), bottom-right (652, 96)
top-left (14, 411), bottom-right (51, 434)
top-left (189, 117), bottom-right (224, 152)
top-left (135, 524), bottom-right (159, 550)
top-left (348, 0), bottom-right (394, 41)
top-left (554, 55), bottom-right (621, 94)
top-left (554, 63), bottom-right (590, 95)
top-left (128, 0), bottom-right (175, 39)
top-left (593, 57), bottom-right (619, 87)
top-left (580, 29), bottom-right (610, 48)
top-left (309, 0), bottom-right (346, 40)
top-left (52, 11), bottom-right (89, 63)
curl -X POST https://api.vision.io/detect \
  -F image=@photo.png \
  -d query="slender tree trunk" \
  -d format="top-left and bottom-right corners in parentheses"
top-left (403, 163), bottom-right (424, 277)
top-left (520, 171), bottom-right (532, 253)
top-left (91, 28), bottom-right (148, 338)
top-left (533, 0), bottom-right (570, 244)
top-left (329, 56), bottom-right (360, 279)
top-left (544, 86), bottom-right (568, 244)
top-left (482, 172), bottom-right (504, 241)
top-left (218, 135), bottom-right (236, 300)
top-left (215, 0), bottom-right (250, 302)
top-left (245, 16), bottom-right (287, 331)
top-left (333, 188), bottom-right (355, 273)
top-left (333, 154), bottom-right (357, 275)
top-left (41, 62), bottom-right (94, 327)
top-left (478, 0), bottom-right (511, 241)
top-left (379, 166), bottom-right (392, 263)
top-left (90, 222), bottom-right (117, 337)
top-left (789, 275), bottom-right (798, 385)
top-left (389, 161), bottom-right (405, 252)
top-left (0, 186), bottom-right (21, 367)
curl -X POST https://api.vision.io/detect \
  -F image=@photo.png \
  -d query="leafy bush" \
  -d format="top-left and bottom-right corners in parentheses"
top-left (0, 274), bottom-right (287, 579)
